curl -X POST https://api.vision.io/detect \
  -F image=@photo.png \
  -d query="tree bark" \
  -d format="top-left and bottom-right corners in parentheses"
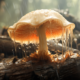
top-left (0, 37), bottom-right (79, 58)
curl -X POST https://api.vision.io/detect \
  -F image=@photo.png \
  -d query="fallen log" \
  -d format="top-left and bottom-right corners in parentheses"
top-left (0, 36), bottom-right (79, 59)
top-left (0, 60), bottom-right (57, 80)
top-left (0, 56), bottom-right (80, 80)
top-left (0, 36), bottom-right (80, 80)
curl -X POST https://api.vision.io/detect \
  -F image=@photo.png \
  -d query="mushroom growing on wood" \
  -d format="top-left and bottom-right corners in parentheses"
top-left (8, 9), bottom-right (75, 62)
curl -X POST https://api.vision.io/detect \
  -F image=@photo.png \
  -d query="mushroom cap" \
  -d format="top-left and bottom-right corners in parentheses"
top-left (8, 9), bottom-right (75, 44)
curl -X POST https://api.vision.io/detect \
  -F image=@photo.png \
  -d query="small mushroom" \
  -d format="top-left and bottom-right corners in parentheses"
top-left (8, 9), bottom-right (75, 62)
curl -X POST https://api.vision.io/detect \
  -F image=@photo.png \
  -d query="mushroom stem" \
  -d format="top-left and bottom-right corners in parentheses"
top-left (37, 25), bottom-right (48, 59)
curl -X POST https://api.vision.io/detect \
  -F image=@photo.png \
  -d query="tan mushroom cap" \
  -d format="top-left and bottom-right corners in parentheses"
top-left (8, 9), bottom-right (75, 43)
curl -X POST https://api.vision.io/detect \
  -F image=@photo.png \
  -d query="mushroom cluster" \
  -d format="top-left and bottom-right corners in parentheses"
top-left (8, 9), bottom-right (75, 62)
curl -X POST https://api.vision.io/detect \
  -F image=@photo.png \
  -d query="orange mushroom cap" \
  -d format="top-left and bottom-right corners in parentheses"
top-left (8, 9), bottom-right (75, 44)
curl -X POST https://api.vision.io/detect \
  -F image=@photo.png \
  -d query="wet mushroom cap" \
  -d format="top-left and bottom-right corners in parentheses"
top-left (8, 9), bottom-right (75, 44)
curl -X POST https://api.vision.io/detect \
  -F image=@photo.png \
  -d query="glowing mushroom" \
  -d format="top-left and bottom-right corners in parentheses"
top-left (8, 9), bottom-right (75, 62)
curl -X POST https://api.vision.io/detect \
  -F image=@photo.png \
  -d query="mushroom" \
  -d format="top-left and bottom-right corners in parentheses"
top-left (8, 9), bottom-right (75, 62)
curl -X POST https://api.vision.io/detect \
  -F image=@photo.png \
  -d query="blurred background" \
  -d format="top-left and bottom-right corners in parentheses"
top-left (0, 0), bottom-right (80, 28)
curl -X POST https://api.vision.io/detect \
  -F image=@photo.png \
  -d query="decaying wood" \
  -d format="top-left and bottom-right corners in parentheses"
top-left (0, 36), bottom-right (14, 57)
top-left (0, 37), bottom-right (79, 58)
top-left (48, 40), bottom-right (79, 54)
top-left (0, 59), bottom-right (57, 80)
top-left (0, 57), bottom-right (80, 80)
top-left (58, 58), bottom-right (80, 80)
top-left (0, 36), bottom-right (37, 58)
top-left (0, 36), bottom-right (80, 80)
